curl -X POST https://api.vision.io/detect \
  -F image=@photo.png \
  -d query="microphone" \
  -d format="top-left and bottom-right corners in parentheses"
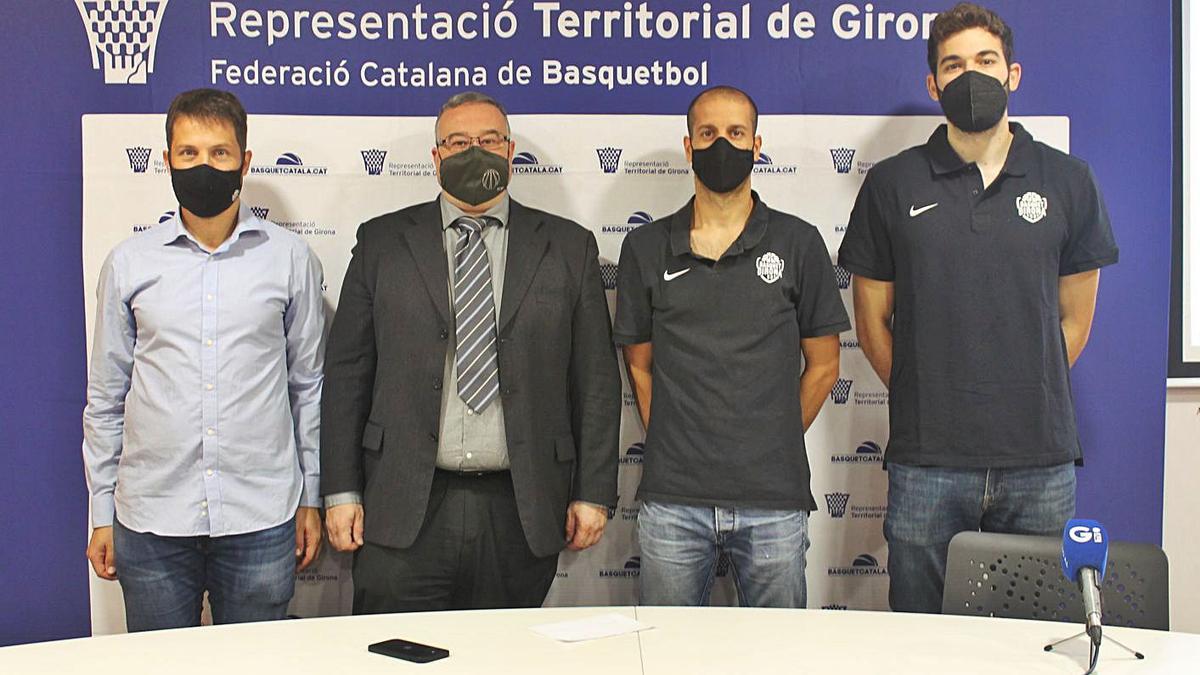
top-left (1061, 519), bottom-right (1109, 645)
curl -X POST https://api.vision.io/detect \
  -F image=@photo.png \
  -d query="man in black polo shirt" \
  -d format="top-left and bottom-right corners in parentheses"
top-left (615, 85), bottom-right (849, 607)
top-left (838, 3), bottom-right (1119, 613)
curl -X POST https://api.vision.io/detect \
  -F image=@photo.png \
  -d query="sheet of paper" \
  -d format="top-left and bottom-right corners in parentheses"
top-left (529, 613), bottom-right (653, 643)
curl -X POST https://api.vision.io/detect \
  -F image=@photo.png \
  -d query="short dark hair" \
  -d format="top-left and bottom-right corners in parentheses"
top-left (435, 91), bottom-right (510, 140)
top-left (686, 85), bottom-right (758, 136)
top-left (165, 89), bottom-right (248, 153)
top-left (927, 3), bottom-right (1014, 75)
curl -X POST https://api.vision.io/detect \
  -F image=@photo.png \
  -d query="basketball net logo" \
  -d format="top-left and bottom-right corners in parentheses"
top-left (830, 147), bottom-right (856, 174)
top-left (126, 146), bottom-right (152, 173)
top-left (825, 492), bottom-right (851, 518)
top-left (361, 149), bottom-right (388, 176)
top-left (481, 168), bottom-right (502, 190)
top-left (75, 0), bottom-right (169, 85)
top-left (596, 147), bottom-right (623, 174)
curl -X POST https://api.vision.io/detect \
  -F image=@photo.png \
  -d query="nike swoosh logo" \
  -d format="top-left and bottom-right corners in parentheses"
top-left (909, 203), bottom-right (939, 217)
top-left (663, 268), bottom-right (691, 281)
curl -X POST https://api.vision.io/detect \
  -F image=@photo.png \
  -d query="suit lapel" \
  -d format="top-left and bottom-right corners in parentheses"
top-left (401, 201), bottom-right (451, 326)
top-left (499, 200), bottom-right (549, 333)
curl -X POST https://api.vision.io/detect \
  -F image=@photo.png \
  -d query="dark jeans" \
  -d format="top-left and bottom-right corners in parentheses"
top-left (351, 470), bottom-right (558, 613)
top-left (884, 462), bottom-right (1076, 614)
top-left (113, 516), bottom-right (296, 632)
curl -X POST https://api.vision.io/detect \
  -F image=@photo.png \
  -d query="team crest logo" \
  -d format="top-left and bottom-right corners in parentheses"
top-left (1016, 191), bottom-right (1048, 223)
top-left (755, 252), bottom-right (785, 284)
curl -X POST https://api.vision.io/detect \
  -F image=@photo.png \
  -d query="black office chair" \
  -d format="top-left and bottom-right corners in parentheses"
top-left (941, 531), bottom-right (1169, 630)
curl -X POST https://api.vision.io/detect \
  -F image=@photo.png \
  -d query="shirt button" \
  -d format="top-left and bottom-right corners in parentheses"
top-left (466, 409), bottom-right (475, 416)
top-left (205, 339), bottom-right (214, 347)
top-left (429, 432), bottom-right (438, 442)
top-left (972, 189), bottom-right (979, 195)
top-left (466, 452), bottom-right (473, 459)
top-left (206, 294), bottom-right (214, 301)
top-left (439, 329), bottom-right (449, 340)
top-left (201, 501), bottom-right (208, 507)
top-left (206, 469), bottom-right (214, 476)
top-left (201, 511), bottom-right (207, 517)
top-left (206, 428), bottom-right (215, 436)
top-left (205, 383), bottom-right (214, 391)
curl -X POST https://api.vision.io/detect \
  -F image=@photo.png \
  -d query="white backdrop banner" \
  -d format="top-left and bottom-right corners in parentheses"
top-left (82, 113), bottom-right (1068, 632)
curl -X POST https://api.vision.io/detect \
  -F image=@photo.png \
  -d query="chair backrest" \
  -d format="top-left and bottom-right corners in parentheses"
top-left (941, 531), bottom-right (1169, 630)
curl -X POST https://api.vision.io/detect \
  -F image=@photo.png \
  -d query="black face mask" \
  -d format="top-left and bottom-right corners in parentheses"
top-left (690, 137), bottom-right (754, 194)
top-left (438, 146), bottom-right (510, 206)
top-left (937, 70), bottom-right (1010, 133)
top-left (170, 163), bottom-right (244, 218)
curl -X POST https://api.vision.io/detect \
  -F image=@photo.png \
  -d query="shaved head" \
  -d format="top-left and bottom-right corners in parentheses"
top-left (686, 86), bottom-right (758, 136)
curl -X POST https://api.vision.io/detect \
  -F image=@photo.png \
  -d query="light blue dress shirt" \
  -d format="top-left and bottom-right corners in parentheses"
top-left (83, 204), bottom-right (325, 537)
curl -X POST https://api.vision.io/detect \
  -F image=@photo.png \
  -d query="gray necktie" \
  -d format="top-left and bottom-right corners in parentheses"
top-left (451, 216), bottom-right (500, 413)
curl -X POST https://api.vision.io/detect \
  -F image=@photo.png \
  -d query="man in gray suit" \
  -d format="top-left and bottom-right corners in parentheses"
top-left (321, 92), bottom-right (620, 612)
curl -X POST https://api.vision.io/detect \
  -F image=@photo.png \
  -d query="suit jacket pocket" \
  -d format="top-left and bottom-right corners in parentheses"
top-left (555, 435), bottom-right (576, 463)
top-left (362, 421), bottom-right (384, 452)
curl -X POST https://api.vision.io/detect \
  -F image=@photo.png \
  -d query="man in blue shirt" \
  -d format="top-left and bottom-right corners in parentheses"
top-left (82, 89), bottom-right (325, 631)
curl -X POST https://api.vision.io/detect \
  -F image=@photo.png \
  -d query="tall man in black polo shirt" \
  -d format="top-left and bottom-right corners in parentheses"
top-left (615, 86), bottom-right (849, 607)
top-left (838, 3), bottom-right (1119, 613)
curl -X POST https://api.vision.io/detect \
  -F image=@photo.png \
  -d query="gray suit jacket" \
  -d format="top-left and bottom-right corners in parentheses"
top-left (320, 198), bottom-right (620, 558)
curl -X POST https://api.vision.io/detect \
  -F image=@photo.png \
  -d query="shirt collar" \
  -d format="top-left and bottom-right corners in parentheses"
top-left (440, 193), bottom-right (510, 230)
top-left (162, 203), bottom-right (265, 249)
top-left (927, 122), bottom-right (1034, 178)
top-left (669, 190), bottom-right (770, 258)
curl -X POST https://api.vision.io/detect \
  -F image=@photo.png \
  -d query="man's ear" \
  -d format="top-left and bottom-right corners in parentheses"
top-left (1007, 62), bottom-right (1022, 93)
top-left (241, 150), bottom-right (252, 177)
top-left (926, 73), bottom-right (940, 102)
top-left (683, 135), bottom-right (693, 163)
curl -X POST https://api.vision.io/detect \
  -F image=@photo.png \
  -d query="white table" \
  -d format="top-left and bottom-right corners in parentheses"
top-left (2, 607), bottom-right (1197, 674)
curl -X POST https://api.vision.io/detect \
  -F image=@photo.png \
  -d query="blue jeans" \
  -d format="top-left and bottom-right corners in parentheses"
top-left (884, 462), bottom-right (1076, 614)
top-left (113, 517), bottom-right (296, 631)
top-left (637, 500), bottom-right (809, 608)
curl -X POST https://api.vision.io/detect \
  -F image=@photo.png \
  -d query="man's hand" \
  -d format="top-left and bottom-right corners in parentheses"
top-left (564, 501), bottom-right (608, 551)
top-left (87, 526), bottom-right (117, 580)
top-left (295, 507), bottom-right (323, 570)
top-left (325, 503), bottom-right (365, 552)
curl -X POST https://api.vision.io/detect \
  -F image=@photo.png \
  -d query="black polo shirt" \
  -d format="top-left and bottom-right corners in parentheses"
top-left (614, 193), bottom-right (850, 511)
top-left (838, 123), bottom-right (1119, 469)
